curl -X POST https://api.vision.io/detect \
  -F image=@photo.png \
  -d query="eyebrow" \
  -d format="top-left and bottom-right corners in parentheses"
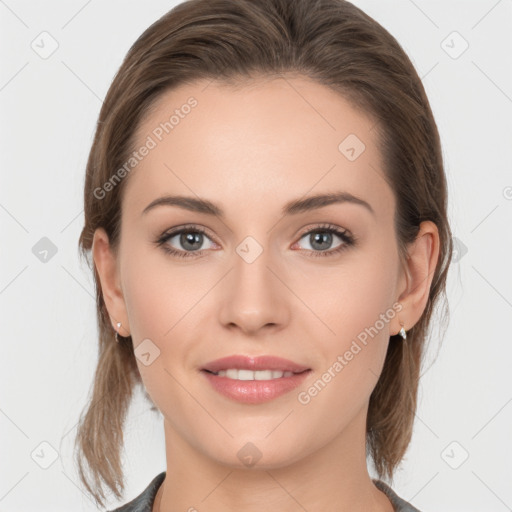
top-left (141, 191), bottom-right (375, 218)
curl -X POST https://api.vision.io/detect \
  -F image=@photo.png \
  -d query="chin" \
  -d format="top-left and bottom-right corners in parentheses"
top-left (201, 437), bottom-right (307, 471)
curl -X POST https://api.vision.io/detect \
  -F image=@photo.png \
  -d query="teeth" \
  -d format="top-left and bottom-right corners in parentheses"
top-left (215, 369), bottom-right (295, 380)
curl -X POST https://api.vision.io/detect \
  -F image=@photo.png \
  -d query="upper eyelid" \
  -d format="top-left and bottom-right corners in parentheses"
top-left (296, 223), bottom-right (349, 238)
top-left (162, 224), bottom-right (215, 242)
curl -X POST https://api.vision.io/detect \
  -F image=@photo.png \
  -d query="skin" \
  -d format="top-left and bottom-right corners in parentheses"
top-left (93, 75), bottom-right (439, 512)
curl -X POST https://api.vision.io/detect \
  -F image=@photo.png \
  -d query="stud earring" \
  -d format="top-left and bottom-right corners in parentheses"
top-left (115, 322), bottom-right (122, 343)
top-left (398, 321), bottom-right (407, 340)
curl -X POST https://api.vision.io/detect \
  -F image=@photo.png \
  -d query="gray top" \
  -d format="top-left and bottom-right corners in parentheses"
top-left (108, 472), bottom-right (422, 511)
top-left (373, 479), bottom-right (422, 512)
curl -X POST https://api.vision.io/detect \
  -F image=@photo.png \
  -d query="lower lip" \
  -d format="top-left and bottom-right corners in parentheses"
top-left (201, 370), bottom-right (311, 404)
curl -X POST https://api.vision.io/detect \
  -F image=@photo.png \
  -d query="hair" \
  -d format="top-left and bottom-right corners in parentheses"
top-left (75, 0), bottom-right (453, 507)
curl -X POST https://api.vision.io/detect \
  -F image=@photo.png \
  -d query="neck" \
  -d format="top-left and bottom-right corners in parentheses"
top-left (155, 406), bottom-right (393, 512)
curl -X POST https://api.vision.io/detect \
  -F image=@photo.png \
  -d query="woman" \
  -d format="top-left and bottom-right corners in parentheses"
top-left (74, 0), bottom-right (453, 510)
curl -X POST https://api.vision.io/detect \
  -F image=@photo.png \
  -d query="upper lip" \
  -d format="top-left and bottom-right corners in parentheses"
top-left (202, 355), bottom-right (310, 373)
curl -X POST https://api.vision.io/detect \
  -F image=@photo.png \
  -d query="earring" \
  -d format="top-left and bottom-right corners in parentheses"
top-left (115, 322), bottom-right (122, 343)
top-left (398, 321), bottom-right (407, 340)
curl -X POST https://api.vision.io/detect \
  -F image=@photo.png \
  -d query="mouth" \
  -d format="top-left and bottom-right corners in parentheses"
top-left (200, 355), bottom-right (312, 404)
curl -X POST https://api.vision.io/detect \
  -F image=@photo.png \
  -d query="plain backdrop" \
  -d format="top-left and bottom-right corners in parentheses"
top-left (1, 1), bottom-right (511, 511)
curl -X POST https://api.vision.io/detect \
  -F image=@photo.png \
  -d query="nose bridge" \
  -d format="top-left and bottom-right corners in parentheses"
top-left (218, 233), bottom-right (289, 331)
top-left (232, 234), bottom-right (278, 304)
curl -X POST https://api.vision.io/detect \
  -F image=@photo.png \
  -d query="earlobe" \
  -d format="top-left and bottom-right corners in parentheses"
top-left (394, 221), bottom-right (440, 336)
top-left (91, 228), bottom-right (130, 336)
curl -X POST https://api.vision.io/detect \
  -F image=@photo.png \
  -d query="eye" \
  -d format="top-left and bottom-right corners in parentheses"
top-left (293, 223), bottom-right (355, 257)
top-left (155, 225), bottom-right (217, 258)
top-left (155, 223), bottom-right (356, 259)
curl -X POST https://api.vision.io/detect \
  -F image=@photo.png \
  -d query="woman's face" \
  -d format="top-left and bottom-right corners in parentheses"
top-left (108, 75), bottom-right (406, 468)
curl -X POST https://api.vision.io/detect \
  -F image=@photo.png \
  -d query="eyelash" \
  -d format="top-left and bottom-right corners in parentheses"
top-left (154, 223), bottom-right (356, 259)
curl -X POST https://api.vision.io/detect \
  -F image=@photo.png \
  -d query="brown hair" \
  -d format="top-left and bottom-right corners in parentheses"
top-left (75, 0), bottom-right (453, 506)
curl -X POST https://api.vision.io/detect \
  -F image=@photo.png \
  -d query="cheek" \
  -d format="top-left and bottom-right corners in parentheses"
top-left (119, 240), bottom-right (211, 385)
top-left (122, 258), bottom-right (170, 340)
top-left (304, 247), bottom-right (397, 340)
top-left (296, 253), bottom-right (398, 428)
top-left (313, 245), bottom-right (398, 377)
top-left (119, 246), bottom-right (191, 403)
top-left (120, 235), bottom-right (198, 339)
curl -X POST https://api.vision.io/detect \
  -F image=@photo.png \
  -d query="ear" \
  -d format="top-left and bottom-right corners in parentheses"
top-left (394, 220), bottom-right (440, 335)
top-left (92, 227), bottom-right (130, 337)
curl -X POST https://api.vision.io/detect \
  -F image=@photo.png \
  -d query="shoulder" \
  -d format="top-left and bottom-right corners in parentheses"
top-left (373, 479), bottom-right (423, 512)
top-left (107, 472), bottom-right (166, 512)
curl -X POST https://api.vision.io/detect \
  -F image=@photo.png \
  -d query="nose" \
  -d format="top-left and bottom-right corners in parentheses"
top-left (217, 242), bottom-right (290, 336)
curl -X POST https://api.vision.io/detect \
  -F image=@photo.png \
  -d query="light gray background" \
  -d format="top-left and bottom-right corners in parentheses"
top-left (1, 1), bottom-right (511, 511)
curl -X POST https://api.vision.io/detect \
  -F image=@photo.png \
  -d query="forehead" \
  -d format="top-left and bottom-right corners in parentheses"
top-left (124, 75), bottom-right (393, 222)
